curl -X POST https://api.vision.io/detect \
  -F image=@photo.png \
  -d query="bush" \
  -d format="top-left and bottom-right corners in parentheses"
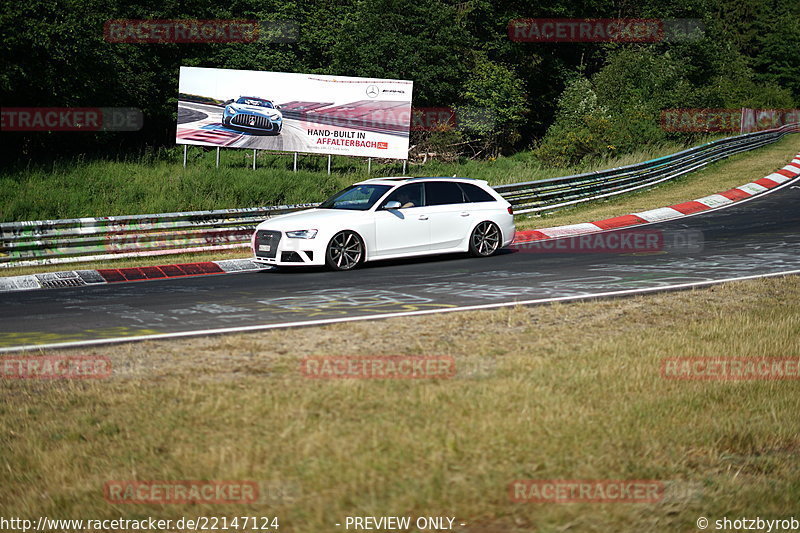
top-left (534, 45), bottom-right (796, 167)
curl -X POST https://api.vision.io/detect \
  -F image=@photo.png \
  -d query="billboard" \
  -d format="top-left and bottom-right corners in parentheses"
top-left (177, 67), bottom-right (413, 159)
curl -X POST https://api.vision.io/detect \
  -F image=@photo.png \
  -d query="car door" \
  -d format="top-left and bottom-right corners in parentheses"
top-left (372, 183), bottom-right (431, 256)
top-left (424, 181), bottom-right (471, 250)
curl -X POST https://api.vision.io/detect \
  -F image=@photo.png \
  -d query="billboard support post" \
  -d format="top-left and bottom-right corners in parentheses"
top-left (253, 149), bottom-right (257, 170)
top-left (293, 152), bottom-right (297, 172)
top-left (402, 160), bottom-right (407, 175)
top-left (183, 145), bottom-right (187, 168)
top-left (327, 154), bottom-right (331, 175)
top-left (367, 158), bottom-right (371, 174)
top-left (216, 147), bottom-right (220, 168)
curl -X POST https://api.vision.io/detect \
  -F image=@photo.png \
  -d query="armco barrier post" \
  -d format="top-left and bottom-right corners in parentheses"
top-left (253, 149), bottom-right (257, 170)
top-left (216, 147), bottom-right (220, 168)
top-left (368, 157), bottom-right (371, 174)
top-left (293, 152), bottom-right (297, 172)
top-left (327, 154), bottom-right (331, 175)
top-left (182, 145), bottom-right (187, 168)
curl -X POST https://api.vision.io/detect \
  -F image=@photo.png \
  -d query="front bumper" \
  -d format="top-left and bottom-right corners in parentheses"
top-left (252, 229), bottom-right (326, 266)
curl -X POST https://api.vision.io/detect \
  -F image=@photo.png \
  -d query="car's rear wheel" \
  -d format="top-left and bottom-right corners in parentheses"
top-left (326, 231), bottom-right (364, 270)
top-left (469, 221), bottom-right (501, 257)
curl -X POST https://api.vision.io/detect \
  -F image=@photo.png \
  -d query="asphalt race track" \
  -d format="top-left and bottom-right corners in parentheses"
top-left (1, 181), bottom-right (799, 351)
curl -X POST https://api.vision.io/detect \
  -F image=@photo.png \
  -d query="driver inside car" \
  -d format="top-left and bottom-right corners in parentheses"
top-left (385, 184), bottom-right (422, 209)
top-left (397, 192), bottom-right (415, 208)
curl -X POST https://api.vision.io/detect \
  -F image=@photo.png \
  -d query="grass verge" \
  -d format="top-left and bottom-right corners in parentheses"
top-left (1, 275), bottom-right (798, 531)
top-left (1, 138), bottom-right (728, 222)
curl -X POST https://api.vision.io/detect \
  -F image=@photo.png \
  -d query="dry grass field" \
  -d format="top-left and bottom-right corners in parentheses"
top-left (2, 276), bottom-right (798, 532)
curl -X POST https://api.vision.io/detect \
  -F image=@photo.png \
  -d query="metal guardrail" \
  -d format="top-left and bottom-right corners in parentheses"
top-left (1, 124), bottom-right (797, 267)
top-left (0, 204), bottom-right (319, 267)
top-left (495, 123), bottom-right (798, 213)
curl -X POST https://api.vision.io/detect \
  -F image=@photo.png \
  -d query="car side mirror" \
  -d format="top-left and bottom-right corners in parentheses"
top-left (275, 105), bottom-right (282, 110)
top-left (383, 201), bottom-right (402, 210)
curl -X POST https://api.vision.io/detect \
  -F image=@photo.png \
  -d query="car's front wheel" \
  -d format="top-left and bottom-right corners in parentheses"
top-left (325, 231), bottom-right (364, 270)
top-left (469, 221), bottom-right (501, 257)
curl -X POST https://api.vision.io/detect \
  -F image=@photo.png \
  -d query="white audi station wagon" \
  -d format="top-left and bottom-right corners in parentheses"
top-left (252, 177), bottom-right (516, 270)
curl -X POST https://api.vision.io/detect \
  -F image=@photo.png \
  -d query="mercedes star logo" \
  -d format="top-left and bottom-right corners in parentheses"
top-left (366, 85), bottom-right (379, 98)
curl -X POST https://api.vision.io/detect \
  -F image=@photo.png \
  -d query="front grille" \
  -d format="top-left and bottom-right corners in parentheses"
top-left (231, 113), bottom-right (275, 131)
top-left (255, 230), bottom-right (281, 258)
top-left (281, 251), bottom-right (303, 262)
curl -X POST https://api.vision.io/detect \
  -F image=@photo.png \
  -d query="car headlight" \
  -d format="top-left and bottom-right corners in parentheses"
top-left (285, 229), bottom-right (318, 239)
top-left (226, 106), bottom-right (236, 114)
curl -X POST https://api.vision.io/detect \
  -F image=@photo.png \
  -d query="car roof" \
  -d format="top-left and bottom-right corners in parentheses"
top-left (238, 96), bottom-right (271, 101)
top-left (356, 176), bottom-right (488, 186)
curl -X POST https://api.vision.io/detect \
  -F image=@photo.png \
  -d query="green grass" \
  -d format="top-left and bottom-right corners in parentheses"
top-left (1, 276), bottom-right (798, 531)
top-left (0, 137), bottom-right (727, 222)
top-left (0, 152), bottom-right (356, 222)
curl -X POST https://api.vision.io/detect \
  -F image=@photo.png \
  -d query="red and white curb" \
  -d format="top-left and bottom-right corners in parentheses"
top-left (2, 152), bottom-right (798, 293)
top-left (513, 152), bottom-right (800, 242)
top-left (0, 259), bottom-right (262, 292)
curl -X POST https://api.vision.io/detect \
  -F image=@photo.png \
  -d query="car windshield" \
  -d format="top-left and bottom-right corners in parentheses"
top-left (236, 97), bottom-right (273, 108)
top-left (318, 184), bottom-right (391, 211)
